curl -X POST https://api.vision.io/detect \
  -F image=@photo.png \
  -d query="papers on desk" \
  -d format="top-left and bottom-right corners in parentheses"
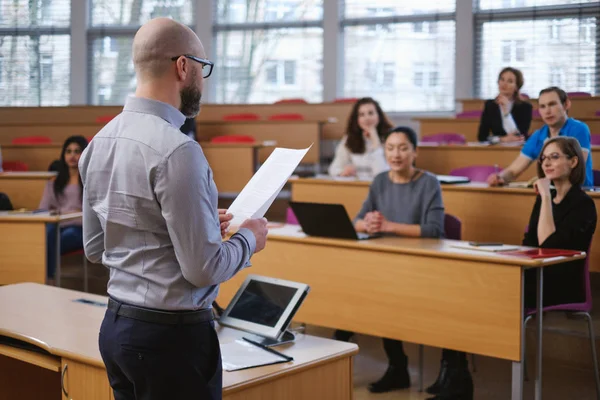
top-left (451, 243), bottom-right (522, 252)
top-left (268, 224), bottom-right (307, 238)
top-left (228, 146), bottom-right (311, 226)
top-left (220, 339), bottom-right (292, 371)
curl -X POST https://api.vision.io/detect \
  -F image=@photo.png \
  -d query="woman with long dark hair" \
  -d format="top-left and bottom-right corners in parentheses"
top-left (39, 135), bottom-right (88, 283)
top-left (328, 97), bottom-right (392, 179)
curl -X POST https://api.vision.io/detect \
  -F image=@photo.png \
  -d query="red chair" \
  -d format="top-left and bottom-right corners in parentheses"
top-left (12, 136), bottom-right (52, 145)
top-left (274, 98), bottom-right (308, 104)
top-left (222, 113), bottom-right (260, 122)
top-left (421, 133), bottom-right (466, 145)
top-left (456, 110), bottom-right (482, 118)
top-left (286, 207), bottom-right (299, 225)
top-left (533, 109), bottom-right (541, 118)
top-left (566, 91), bottom-right (592, 98)
top-left (268, 113), bottom-right (304, 121)
top-left (450, 165), bottom-right (498, 183)
top-left (62, 249), bottom-right (89, 293)
top-left (2, 161), bottom-right (29, 171)
top-left (591, 134), bottom-right (600, 146)
top-left (87, 136), bottom-right (94, 143)
top-left (210, 135), bottom-right (255, 144)
top-left (333, 98), bottom-right (358, 104)
top-left (96, 115), bottom-right (116, 123)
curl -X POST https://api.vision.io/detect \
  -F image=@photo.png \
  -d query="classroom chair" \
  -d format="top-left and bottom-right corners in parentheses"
top-left (210, 135), bottom-right (255, 144)
top-left (96, 115), bottom-right (116, 123)
top-left (593, 170), bottom-right (600, 187)
top-left (456, 110), bottom-right (482, 118)
top-left (566, 91), bottom-right (592, 98)
top-left (1, 161), bottom-right (29, 171)
top-left (421, 133), bottom-right (466, 145)
top-left (61, 249), bottom-right (89, 293)
top-left (450, 165), bottom-right (498, 183)
top-left (520, 93), bottom-right (530, 100)
top-left (333, 98), bottom-right (358, 104)
top-left (274, 98), bottom-right (308, 104)
top-left (523, 244), bottom-right (600, 399)
top-left (268, 113), bottom-right (304, 121)
top-left (286, 207), bottom-right (299, 225)
top-left (591, 134), bottom-right (600, 146)
top-left (595, 110), bottom-right (600, 117)
top-left (222, 113), bottom-right (260, 121)
top-left (11, 136), bottom-right (52, 145)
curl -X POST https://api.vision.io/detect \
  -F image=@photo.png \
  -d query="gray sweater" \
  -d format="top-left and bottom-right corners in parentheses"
top-left (355, 171), bottom-right (445, 238)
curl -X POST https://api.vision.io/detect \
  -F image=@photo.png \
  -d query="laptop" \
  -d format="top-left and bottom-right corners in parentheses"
top-left (436, 175), bottom-right (470, 184)
top-left (289, 201), bottom-right (379, 240)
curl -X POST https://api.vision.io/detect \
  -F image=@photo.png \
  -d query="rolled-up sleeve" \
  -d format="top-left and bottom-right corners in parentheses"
top-left (154, 142), bottom-right (256, 288)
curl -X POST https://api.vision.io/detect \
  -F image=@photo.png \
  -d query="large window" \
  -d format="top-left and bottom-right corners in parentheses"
top-left (342, 1), bottom-right (456, 112)
top-left (475, 1), bottom-right (598, 99)
top-left (88, 0), bottom-right (194, 105)
top-left (0, 0), bottom-right (70, 106)
top-left (214, 0), bottom-right (323, 104)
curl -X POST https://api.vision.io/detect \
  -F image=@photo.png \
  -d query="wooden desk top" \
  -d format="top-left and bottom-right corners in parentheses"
top-left (0, 211), bottom-right (82, 223)
top-left (264, 226), bottom-right (585, 268)
top-left (0, 283), bottom-right (358, 391)
top-left (0, 171), bottom-right (56, 179)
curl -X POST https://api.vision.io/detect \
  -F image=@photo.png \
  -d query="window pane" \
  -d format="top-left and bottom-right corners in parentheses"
top-left (0, 0), bottom-right (70, 27)
top-left (214, 28), bottom-right (323, 103)
top-left (91, 0), bottom-right (194, 26)
top-left (478, 0), bottom-right (597, 11)
top-left (0, 35), bottom-right (70, 106)
top-left (89, 36), bottom-right (136, 105)
top-left (477, 18), bottom-right (597, 98)
top-left (343, 0), bottom-right (455, 18)
top-left (215, 0), bottom-right (322, 24)
top-left (344, 21), bottom-right (455, 112)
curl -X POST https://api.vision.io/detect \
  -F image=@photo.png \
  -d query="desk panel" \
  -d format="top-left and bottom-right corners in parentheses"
top-left (0, 172), bottom-right (54, 209)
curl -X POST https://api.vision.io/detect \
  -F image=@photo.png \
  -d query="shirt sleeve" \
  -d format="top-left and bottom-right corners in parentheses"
top-left (521, 130), bottom-right (540, 160)
top-left (154, 141), bottom-right (256, 288)
top-left (540, 195), bottom-right (596, 250)
top-left (420, 178), bottom-right (445, 238)
top-left (38, 181), bottom-right (54, 210)
top-left (369, 147), bottom-right (389, 176)
top-left (572, 121), bottom-right (591, 153)
top-left (82, 183), bottom-right (105, 263)
top-left (514, 102), bottom-right (533, 137)
top-left (355, 178), bottom-right (379, 221)
top-left (522, 196), bottom-right (542, 247)
top-left (328, 137), bottom-right (352, 176)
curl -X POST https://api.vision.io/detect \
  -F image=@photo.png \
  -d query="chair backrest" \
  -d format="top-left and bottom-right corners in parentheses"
top-left (333, 97), bottom-right (358, 104)
top-left (444, 214), bottom-right (461, 240)
top-left (268, 113), bottom-right (304, 121)
top-left (595, 110), bottom-right (600, 117)
top-left (456, 110), bottom-right (482, 118)
top-left (520, 93), bottom-right (530, 100)
top-left (421, 133), bottom-right (466, 145)
top-left (95, 115), bottom-right (116, 123)
top-left (593, 169), bottom-right (600, 186)
top-left (286, 207), bottom-right (299, 225)
top-left (11, 136), bottom-right (52, 145)
top-left (210, 135), bottom-right (255, 144)
top-left (591, 134), bottom-right (600, 146)
top-left (532, 109), bottom-right (541, 118)
top-left (566, 91), bottom-right (592, 98)
top-left (1, 161), bottom-right (29, 172)
top-left (274, 98), bottom-right (308, 104)
top-left (450, 165), bottom-right (497, 183)
top-left (222, 113), bottom-right (260, 122)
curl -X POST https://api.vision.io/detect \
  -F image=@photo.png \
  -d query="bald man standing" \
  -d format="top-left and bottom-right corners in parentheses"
top-left (79, 18), bottom-right (268, 400)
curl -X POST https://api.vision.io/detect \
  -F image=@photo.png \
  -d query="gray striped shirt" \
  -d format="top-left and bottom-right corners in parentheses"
top-left (79, 96), bottom-right (256, 310)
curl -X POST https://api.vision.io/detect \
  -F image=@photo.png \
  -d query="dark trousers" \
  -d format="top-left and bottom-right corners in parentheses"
top-left (46, 224), bottom-right (83, 278)
top-left (99, 308), bottom-right (222, 400)
top-left (383, 339), bottom-right (409, 368)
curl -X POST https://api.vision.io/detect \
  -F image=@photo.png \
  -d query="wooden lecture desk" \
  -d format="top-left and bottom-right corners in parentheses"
top-left (289, 178), bottom-right (600, 273)
top-left (459, 97), bottom-right (600, 119)
top-left (0, 171), bottom-right (55, 209)
top-left (0, 211), bottom-right (81, 286)
top-left (417, 117), bottom-right (600, 142)
top-left (0, 283), bottom-right (358, 400)
top-left (417, 143), bottom-right (600, 177)
top-left (219, 226), bottom-right (584, 400)
top-left (0, 143), bottom-right (263, 195)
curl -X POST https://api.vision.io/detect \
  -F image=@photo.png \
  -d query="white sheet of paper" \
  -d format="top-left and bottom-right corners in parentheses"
top-left (220, 339), bottom-right (289, 372)
top-left (228, 146), bottom-right (311, 226)
top-left (451, 243), bottom-right (522, 252)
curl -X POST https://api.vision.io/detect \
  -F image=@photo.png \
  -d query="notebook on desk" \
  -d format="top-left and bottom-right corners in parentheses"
top-left (436, 175), bottom-right (470, 184)
top-left (502, 248), bottom-right (584, 259)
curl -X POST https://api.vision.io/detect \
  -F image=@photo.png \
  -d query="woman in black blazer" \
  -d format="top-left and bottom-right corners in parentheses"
top-left (477, 67), bottom-right (533, 143)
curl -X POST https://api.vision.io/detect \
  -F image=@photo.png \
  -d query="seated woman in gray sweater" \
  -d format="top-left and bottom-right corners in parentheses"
top-left (335, 127), bottom-right (453, 396)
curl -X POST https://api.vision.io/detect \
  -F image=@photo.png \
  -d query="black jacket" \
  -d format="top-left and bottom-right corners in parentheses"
top-left (477, 99), bottom-right (533, 142)
top-left (523, 185), bottom-right (597, 308)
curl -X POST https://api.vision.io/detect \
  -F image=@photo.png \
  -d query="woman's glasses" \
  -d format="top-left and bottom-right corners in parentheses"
top-left (538, 152), bottom-right (570, 164)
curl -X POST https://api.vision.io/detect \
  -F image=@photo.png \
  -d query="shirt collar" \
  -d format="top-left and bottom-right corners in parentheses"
top-left (123, 96), bottom-right (186, 129)
top-left (542, 117), bottom-right (572, 139)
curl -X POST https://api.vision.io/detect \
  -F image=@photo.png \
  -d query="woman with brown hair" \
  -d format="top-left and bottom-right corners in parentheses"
top-left (328, 97), bottom-right (392, 179)
top-left (477, 67), bottom-right (533, 143)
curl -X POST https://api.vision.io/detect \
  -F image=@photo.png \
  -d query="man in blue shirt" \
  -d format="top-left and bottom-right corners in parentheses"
top-left (488, 86), bottom-right (593, 187)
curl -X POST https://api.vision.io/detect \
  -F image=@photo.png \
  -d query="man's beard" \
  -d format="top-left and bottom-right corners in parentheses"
top-left (180, 73), bottom-right (202, 118)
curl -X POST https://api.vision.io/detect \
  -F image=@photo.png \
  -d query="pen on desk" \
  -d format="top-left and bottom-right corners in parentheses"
top-left (242, 337), bottom-right (294, 362)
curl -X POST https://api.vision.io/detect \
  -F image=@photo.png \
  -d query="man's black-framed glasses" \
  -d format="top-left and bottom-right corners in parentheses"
top-left (171, 54), bottom-right (214, 78)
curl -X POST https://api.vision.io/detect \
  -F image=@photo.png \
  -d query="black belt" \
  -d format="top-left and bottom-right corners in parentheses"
top-left (108, 298), bottom-right (214, 325)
